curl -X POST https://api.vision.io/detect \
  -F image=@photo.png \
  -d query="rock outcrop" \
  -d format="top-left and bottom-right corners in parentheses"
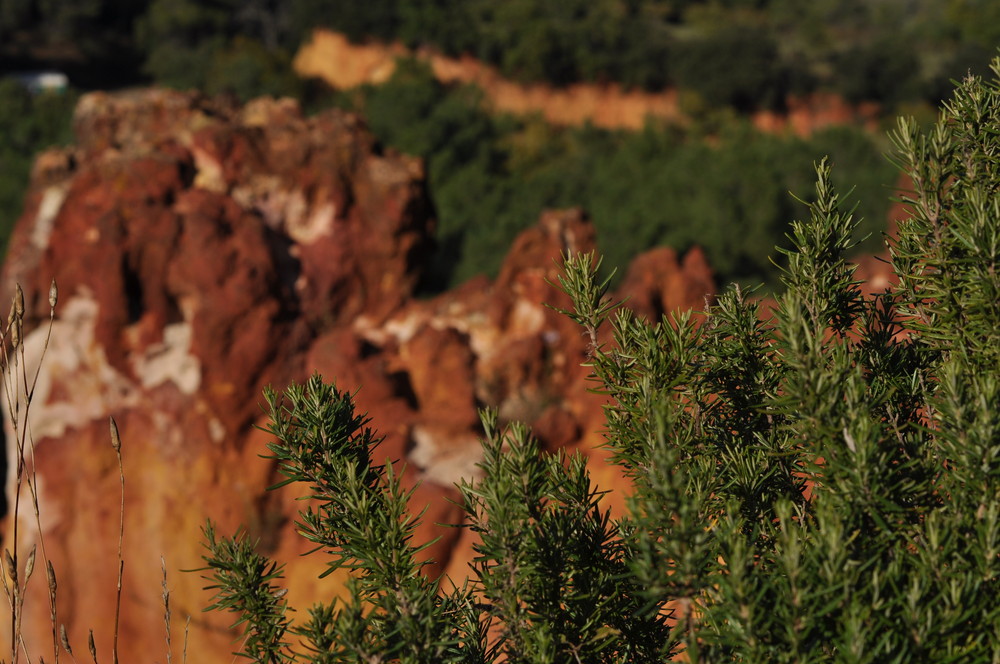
top-left (0, 89), bottom-right (716, 663)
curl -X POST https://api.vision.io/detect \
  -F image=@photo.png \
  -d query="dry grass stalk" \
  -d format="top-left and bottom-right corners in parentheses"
top-left (45, 561), bottom-right (58, 664)
top-left (2, 282), bottom-right (58, 664)
top-left (108, 418), bottom-right (124, 664)
top-left (1, 281), bottom-right (75, 664)
top-left (161, 557), bottom-right (172, 664)
top-left (182, 617), bottom-right (189, 664)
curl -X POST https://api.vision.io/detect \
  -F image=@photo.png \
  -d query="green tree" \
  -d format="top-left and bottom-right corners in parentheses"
top-left (397, 0), bottom-right (477, 55)
top-left (135, 0), bottom-right (298, 99)
top-left (201, 58), bottom-right (1000, 664)
top-left (668, 26), bottom-right (789, 111)
top-left (0, 79), bottom-right (77, 257)
top-left (203, 36), bottom-right (302, 100)
top-left (134, 0), bottom-right (232, 89)
top-left (945, 0), bottom-right (1000, 52)
top-left (835, 36), bottom-right (920, 106)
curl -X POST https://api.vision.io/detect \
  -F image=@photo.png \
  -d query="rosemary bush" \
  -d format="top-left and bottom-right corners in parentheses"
top-left (201, 62), bottom-right (1000, 663)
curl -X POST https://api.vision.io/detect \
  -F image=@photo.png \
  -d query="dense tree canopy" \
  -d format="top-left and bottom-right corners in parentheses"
top-left (3, 0), bottom-right (995, 110)
top-left (282, 0), bottom-right (996, 110)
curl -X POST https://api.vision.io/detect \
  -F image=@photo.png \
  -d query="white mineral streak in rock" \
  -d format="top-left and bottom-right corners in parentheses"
top-left (240, 97), bottom-right (301, 127)
top-left (236, 173), bottom-right (336, 242)
top-left (131, 322), bottom-right (201, 395)
top-left (191, 145), bottom-right (226, 192)
top-left (375, 310), bottom-right (424, 345)
top-left (31, 185), bottom-right (69, 249)
top-left (287, 202), bottom-right (336, 244)
top-left (280, 189), bottom-right (308, 232)
top-left (509, 297), bottom-right (546, 336)
top-left (409, 425), bottom-right (484, 485)
top-left (230, 175), bottom-right (296, 229)
top-left (208, 416), bottom-right (226, 443)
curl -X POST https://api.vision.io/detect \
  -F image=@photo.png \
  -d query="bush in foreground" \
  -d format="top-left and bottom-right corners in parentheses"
top-left (200, 62), bottom-right (1000, 662)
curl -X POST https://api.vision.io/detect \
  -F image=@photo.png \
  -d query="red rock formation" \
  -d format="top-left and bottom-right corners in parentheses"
top-left (618, 245), bottom-right (715, 323)
top-left (0, 89), bottom-right (716, 663)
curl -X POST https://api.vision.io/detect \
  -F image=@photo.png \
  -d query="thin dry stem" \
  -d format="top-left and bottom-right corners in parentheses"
top-left (161, 557), bottom-right (172, 664)
top-left (3, 292), bottom-right (23, 664)
top-left (182, 616), bottom-right (190, 664)
top-left (28, 280), bottom-right (58, 402)
top-left (110, 417), bottom-right (124, 664)
top-left (0, 283), bottom-right (60, 664)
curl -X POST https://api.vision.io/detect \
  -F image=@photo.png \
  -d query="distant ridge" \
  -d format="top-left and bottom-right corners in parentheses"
top-left (294, 29), bottom-right (881, 136)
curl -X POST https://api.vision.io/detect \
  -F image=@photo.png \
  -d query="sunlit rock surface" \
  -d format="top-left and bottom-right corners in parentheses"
top-left (1, 89), bottom-right (715, 662)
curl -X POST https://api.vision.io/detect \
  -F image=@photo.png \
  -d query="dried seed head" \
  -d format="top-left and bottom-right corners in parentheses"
top-left (24, 544), bottom-right (36, 581)
top-left (10, 323), bottom-right (20, 349)
top-left (14, 284), bottom-right (24, 319)
top-left (60, 623), bottom-right (73, 654)
top-left (49, 280), bottom-right (58, 312)
top-left (161, 555), bottom-right (171, 607)
top-left (47, 560), bottom-right (57, 594)
top-left (4, 548), bottom-right (16, 585)
top-left (109, 416), bottom-right (122, 452)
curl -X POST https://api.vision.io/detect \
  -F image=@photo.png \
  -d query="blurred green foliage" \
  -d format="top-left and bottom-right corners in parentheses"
top-left (134, 0), bottom-right (302, 99)
top-left (0, 0), bottom-right (974, 286)
top-left (2, 0), bottom-right (997, 109)
top-left (0, 79), bottom-right (77, 257)
top-left (358, 61), bottom-right (895, 291)
top-left (669, 27), bottom-right (791, 111)
top-left (294, 0), bottom-right (998, 111)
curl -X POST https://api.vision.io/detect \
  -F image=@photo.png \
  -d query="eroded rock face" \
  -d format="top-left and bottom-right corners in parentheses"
top-left (0, 89), bottom-right (715, 663)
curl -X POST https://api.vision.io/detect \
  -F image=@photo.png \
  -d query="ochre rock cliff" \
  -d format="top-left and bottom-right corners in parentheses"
top-left (0, 89), bottom-right (715, 662)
